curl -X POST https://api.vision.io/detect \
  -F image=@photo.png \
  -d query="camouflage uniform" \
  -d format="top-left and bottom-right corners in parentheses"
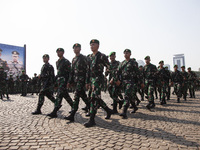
top-left (20, 72), bottom-right (29, 96)
top-left (181, 70), bottom-right (188, 100)
top-left (65, 53), bottom-right (90, 121)
top-left (165, 67), bottom-right (171, 100)
top-left (138, 67), bottom-right (145, 101)
top-left (188, 70), bottom-right (197, 98)
top-left (32, 60), bottom-right (56, 115)
top-left (14, 76), bottom-right (20, 93)
top-left (143, 62), bottom-right (157, 109)
top-left (31, 75), bottom-right (39, 95)
top-left (106, 59), bottom-right (123, 113)
top-left (8, 76), bottom-right (14, 94)
top-left (48, 52), bottom-right (73, 118)
top-left (116, 54), bottom-right (142, 118)
top-left (171, 69), bottom-right (183, 102)
top-left (0, 68), bottom-right (7, 99)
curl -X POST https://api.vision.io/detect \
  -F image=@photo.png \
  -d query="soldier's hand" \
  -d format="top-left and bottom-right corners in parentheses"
top-left (170, 82), bottom-right (173, 87)
top-left (110, 78), bottom-right (114, 84)
top-left (141, 83), bottom-right (144, 89)
top-left (116, 80), bottom-right (121, 86)
top-left (86, 84), bottom-right (90, 90)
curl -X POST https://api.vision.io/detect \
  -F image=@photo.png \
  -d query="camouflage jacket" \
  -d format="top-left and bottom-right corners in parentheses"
top-left (68, 54), bottom-right (88, 84)
top-left (181, 71), bottom-right (189, 83)
top-left (40, 63), bottom-right (55, 87)
top-left (105, 60), bottom-right (120, 81)
top-left (188, 71), bottom-right (197, 82)
top-left (116, 59), bottom-right (142, 84)
top-left (86, 51), bottom-right (110, 84)
top-left (0, 71), bottom-right (7, 84)
top-left (20, 74), bottom-right (29, 82)
top-left (157, 67), bottom-right (170, 83)
top-left (171, 70), bottom-right (183, 84)
top-left (56, 57), bottom-right (71, 81)
top-left (143, 63), bottom-right (157, 82)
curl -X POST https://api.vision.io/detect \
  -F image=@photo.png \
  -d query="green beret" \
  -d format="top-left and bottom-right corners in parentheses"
top-left (43, 54), bottom-right (49, 58)
top-left (109, 52), bottom-right (116, 56)
top-left (90, 39), bottom-right (99, 45)
top-left (56, 48), bottom-right (64, 52)
top-left (73, 43), bottom-right (81, 49)
top-left (159, 60), bottom-right (164, 64)
top-left (144, 56), bottom-right (150, 60)
top-left (139, 65), bottom-right (143, 68)
top-left (124, 49), bottom-right (131, 54)
top-left (12, 51), bottom-right (19, 55)
top-left (0, 66), bottom-right (4, 69)
top-left (188, 67), bottom-right (191, 70)
top-left (165, 66), bottom-right (168, 69)
top-left (34, 73), bottom-right (37, 75)
top-left (181, 66), bottom-right (185, 68)
top-left (174, 65), bottom-right (178, 68)
top-left (22, 70), bottom-right (25, 72)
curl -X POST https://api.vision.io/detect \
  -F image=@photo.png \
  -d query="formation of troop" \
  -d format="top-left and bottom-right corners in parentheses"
top-left (1, 39), bottom-right (198, 128)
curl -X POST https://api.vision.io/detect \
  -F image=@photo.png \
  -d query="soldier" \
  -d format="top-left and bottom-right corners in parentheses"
top-left (181, 66), bottom-right (188, 101)
top-left (138, 65), bottom-right (144, 101)
top-left (105, 52), bottom-right (123, 114)
top-left (116, 49), bottom-right (143, 119)
top-left (143, 56), bottom-right (157, 110)
top-left (8, 75), bottom-right (14, 94)
top-left (187, 67), bottom-right (197, 98)
top-left (157, 61), bottom-right (169, 105)
top-left (32, 54), bottom-right (56, 115)
top-left (0, 67), bottom-right (8, 100)
top-left (64, 43), bottom-right (90, 122)
top-left (8, 51), bottom-right (24, 78)
top-left (165, 66), bottom-right (171, 100)
top-left (47, 48), bottom-right (73, 118)
top-left (84, 39), bottom-right (113, 127)
top-left (171, 65), bottom-right (183, 103)
top-left (14, 76), bottom-right (20, 93)
top-left (0, 48), bottom-right (9, 71)
top-left (31, 73), bottom-right (39, 95)
top-left (20, 70), bottom-right (29, 96)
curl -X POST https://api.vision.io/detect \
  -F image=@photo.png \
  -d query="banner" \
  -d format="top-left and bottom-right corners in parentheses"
top-left (0, 43), bottom-right (26, 79)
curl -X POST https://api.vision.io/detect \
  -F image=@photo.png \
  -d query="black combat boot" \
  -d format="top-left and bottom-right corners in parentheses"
top-left (84, 113), bottom-right (96, 127)
top-left (104, 106), bottom-right (112, 119)
top-left (177, 98), bottom-right (180, 103)
top-left (150, 101), bottom-right (155, 108)
top-left (64, 110), bottom-right (76, 122)
top-left (118, 99), bottom-right (123, 109)
top-left (112, 102), bottom-right (118, 114)
top-left (131, 103), bottom-right (138, 113)
top-left (119, 106), bottom-right (128, 119)
top-left (32, 105), bottom-right (42, 115)
top-left (47, 105), bottom-right (62, 118)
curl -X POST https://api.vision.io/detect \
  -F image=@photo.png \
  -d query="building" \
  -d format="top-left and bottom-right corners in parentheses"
top-left (173, 54), bottom-right (185, 71)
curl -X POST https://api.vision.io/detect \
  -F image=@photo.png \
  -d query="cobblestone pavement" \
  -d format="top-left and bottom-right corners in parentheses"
top-left (0, 91), bottom-right (200, 150)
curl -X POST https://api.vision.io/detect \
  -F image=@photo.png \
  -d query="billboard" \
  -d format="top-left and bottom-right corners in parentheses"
top-left (0, 43), bottom-right (26, 79)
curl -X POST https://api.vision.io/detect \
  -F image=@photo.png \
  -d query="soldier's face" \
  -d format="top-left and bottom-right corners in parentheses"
top-left (159, 63), bottom-right (164, 68)
top-left (43, 57), bottom-right (49, 63)
top-left (181, 68), bottom-right (185, 72)
top-left (174, 67), bottom-right (178, 71)
top-left (90, 43), bottom-right (99, 52)
top-left (188, 69), bottom-right (191, 72)
top-left (110, 55), bottom-right (116, 61)
top-left (124, 52), bottom-right (131, 59)
top-left (12, 55), bottom-right (19, 62)
top-left (74, 47), bottom-right (81, 55)
top-left (139, 67), bottom-right (143, 71)
top-left (145, 59), bottom-right (150, 64)
top-left (57, 51), bottom-right (64, 57)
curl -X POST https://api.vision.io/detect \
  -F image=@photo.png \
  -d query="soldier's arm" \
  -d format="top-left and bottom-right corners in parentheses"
top-left (86, 55), bottom-right (91, 84)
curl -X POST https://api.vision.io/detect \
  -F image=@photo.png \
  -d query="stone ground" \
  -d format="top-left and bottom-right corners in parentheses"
top-left (0, 91), bottom-right (200, 150)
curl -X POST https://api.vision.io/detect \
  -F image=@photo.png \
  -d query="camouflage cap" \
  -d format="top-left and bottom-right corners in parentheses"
top-left (159, 60), bottom-right (164, 64)
top-left (43, 54), bottom-right (49, 58)
top-left (12, 51), bottom-right (19, 55)
top-left (73, 43), bottom-right (81, 49)
top-left (124, 49), bottom-right (131, 54)
top-left (56, 48), bottom-right (64, 52)
top-left (144, 56), bottom-right (150, 60)
top-left (109, 52), bottom-right (116, 56)
top-left (174, 65), bottom-right (178, 68)
top-left (181, 66), bottom-right (185, 68)
top-left (90, 39), bottom-right (99, 45)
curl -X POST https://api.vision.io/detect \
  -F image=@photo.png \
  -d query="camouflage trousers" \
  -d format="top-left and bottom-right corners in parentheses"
top-left (108, 84), bottom-right (123, 107)
top-left (54, 77), bottom-right (73, 108)
top-left (138, 86), bottom-right (144, 100)
top-left (89, 77), bottom-right (108, 114)
top-left (166, 84), bottom-right (171, 100)
top-left (174, 83), bottom-right (182, 98)
top-left (38, 86), bottom-right (55, 107)
top-left (144, 82), bottom-right (155, 102)
top-left (188, 81), bottom-right (195, 98)
top-left (159, 82), bottom-right (167, 101)
top-left (21, 82), bottom-right (27, 96)
top-left (123, 82), bottom-right (137, 108)
top-left (72, 81), bottom-right (89, 112)
top-left (182, 82), bottom-right (188, 99)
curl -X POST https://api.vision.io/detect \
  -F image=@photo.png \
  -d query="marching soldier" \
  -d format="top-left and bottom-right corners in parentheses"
top-left (20, 70), bottom-right (29, 96)
top-left (165, 66), bottom-right (171, 100)
top-left (32, 54), bottom-right (56, 115)
top-left (181, 66), bottom-right (188, 101)
top-left (138, 65), bottom-right (145, 101)
top-left (31, 73), bottom-right (39, 95)
top-left (84, 39), bottom-right (113, 127)
top-left (143, 56), bottom-right (157, 110)
top-left (14, 76), bottom-right (20, 93)
top-left (47, 48), bottom-right (73, 118)
top-left (116, 49), bottom-right (143, 119)
top-left (64, 43), bottom-right (90, 122)
top-left (8, 75), bottom-right (14, 94)
top-left (105, 52), bottom-right (123, 114)
top-left (187, 67), bottom-right (197, 98)
top-left (171, 65), bottom-right (183, 103)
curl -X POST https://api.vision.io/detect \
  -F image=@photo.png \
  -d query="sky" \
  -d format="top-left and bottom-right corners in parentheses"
top-left (0, 0), bottom-right (200, 77)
